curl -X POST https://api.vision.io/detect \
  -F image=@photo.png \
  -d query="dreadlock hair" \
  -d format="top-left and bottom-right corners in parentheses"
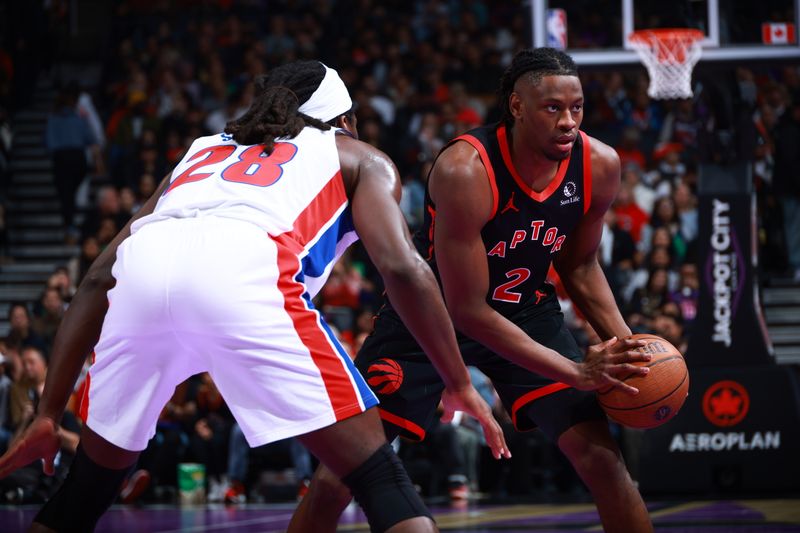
top-left (225, 60), bottom-right (334, 151)
top-left (498, 48), bottom-right (579, 126)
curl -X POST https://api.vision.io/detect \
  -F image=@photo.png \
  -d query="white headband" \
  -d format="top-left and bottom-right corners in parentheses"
top-left (298, 63), bottom-right (353, 123)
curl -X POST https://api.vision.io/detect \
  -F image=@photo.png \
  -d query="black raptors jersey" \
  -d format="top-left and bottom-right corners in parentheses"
top-left (414, 123), bottom-right (593, 318)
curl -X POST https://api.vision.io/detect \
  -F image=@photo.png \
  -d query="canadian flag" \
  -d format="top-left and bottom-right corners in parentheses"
top-left (762, 23), bottom-right (796, 44)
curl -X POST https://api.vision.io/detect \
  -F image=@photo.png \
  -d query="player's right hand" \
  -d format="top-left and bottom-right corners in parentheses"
top-left (576, 336), bottom-right (651, 395)
top-left (0, 416), bottom-right (61, 478)
top-left (440, 385), bottom-right (512, 460)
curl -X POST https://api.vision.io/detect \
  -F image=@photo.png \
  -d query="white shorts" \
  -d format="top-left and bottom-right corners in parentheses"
top-left (86, 216), bottom-right (378, 451)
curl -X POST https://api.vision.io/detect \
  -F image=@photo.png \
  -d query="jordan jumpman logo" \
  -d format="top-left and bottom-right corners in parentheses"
top-left (501, 192), bottom-right (519, 214)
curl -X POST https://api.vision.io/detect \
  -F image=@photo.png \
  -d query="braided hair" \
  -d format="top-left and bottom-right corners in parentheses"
top-left (498, 48), bottom-right (578, 126)
top-left (225, 61), bottom-right (334, 151)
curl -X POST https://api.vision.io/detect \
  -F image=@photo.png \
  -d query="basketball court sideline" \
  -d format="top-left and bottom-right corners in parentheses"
top-left (1, 498), bottom-right (799, 532)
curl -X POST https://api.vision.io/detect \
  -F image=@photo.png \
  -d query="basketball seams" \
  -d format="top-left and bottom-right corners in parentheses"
top-left (599, 370), bottom-right (688, 412)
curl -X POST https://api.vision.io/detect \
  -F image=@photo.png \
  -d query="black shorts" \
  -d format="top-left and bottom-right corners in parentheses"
top-left (356, 285), bottom-right (605, 443)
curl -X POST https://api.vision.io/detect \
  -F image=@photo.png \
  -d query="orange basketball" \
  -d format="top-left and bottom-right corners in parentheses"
top-left (598, 334), bottom-right (689, 429)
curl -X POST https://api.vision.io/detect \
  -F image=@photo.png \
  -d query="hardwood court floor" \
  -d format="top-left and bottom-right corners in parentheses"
top-left (1, 498), bottom-right (799, 532)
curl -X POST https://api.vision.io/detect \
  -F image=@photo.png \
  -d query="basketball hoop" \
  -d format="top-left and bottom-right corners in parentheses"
top-left (629, 29), bottom-right (704, 100)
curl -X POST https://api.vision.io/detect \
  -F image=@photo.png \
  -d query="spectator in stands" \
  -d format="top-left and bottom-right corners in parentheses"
top-left (668, 262), bottom-right (699, 333)
top-left (0, 339), bottom-right (22, 383)
top-left (599, 209), bottom-right (637, 307)
top-left (136, 173), bottom-right (157, 206)
top-left (76, 85), bottom-right (106, 168)
top-left (80, 185), bottom-right (129, 242)
top-left (621, 164), bottom-right (656, 215)
top-left (31, 288), bottom-right (65, 351)
top-left (2, 346), bottom-right (80, 504)
top-left (223, 424), bottom-right (314, 504)
top-left (653, 142), bottom-right (686, 186)
top-left (625, 88), bottom-right (662, 150)
top-left (45, 83), bottom-right (100, 239)
top-left (627, 268), bottom-right (670, 330)
top-left (672, 181), bottom-right (698, 246)
top-left (186, 373), bottom-right (234, 503)
top-left (659, 99), bottom-right (699, 152)
top-left (67, 235), bottom-right (101, 286)
top-left (9, 346), bottom-right (48, 440)
top-left (5, 304), bottom-right (47, 357)
top-left (119, 186), bottom-right (138, 218)
top-left (105, 89), bottom-right (160, 187)
top-left (612, 182), bottom-right (649, 244)
top-left (319, 255), bottom-right (374, 338)
top-left (399, 163), bottom-right (428, 231)
top-left (95, 217), bottom-right (120, 249)
top-left (131, 131), bottom-right (167, 184)
top-left (639, 197), bottom-right (688, 263)
top-left (615, 128), bottom-right (647, 171)
top-left (623, 245), bottom-right (677, 306)
top-left (602, 72), bottom-right (631, 134)
top-left (46, 267), bottom-right (75, 304)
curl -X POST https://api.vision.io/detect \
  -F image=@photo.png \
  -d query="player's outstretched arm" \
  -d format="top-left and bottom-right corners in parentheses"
top-left (0, 173), bottom-right (172, 478)
top-left (338, 135), bottom-right (510, 460)
top-left (429, 142), bottom-right (649, 394)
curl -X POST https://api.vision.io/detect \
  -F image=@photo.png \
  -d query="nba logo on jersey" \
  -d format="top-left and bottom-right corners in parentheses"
top-left (547, 9), bottom-right (568, 50)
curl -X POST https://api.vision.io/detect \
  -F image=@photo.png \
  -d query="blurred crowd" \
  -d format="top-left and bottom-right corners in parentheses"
top-left (1, 0), bottom-right (799, 506)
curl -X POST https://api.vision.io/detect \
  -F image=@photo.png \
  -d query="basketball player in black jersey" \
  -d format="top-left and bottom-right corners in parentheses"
top-left (290, 48), bottom-right (654, 533)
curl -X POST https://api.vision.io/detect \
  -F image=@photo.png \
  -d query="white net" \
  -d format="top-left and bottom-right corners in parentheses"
top-left (629, 29), bottom-right (704, 100)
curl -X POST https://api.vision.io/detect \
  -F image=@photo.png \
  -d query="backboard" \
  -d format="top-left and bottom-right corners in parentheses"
top-left (531, 0), bottom-right (800, 65)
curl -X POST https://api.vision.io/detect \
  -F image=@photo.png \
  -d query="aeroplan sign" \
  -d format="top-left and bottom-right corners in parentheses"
top-left (638, 367), bottom-right (800, 493)
top-left (669, 430), bottom-right (780, 452)
top-left (668, 380), bottom-right (781, 452)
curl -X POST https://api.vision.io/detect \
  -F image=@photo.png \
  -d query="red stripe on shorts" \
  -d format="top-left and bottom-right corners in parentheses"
top-left (273, 171), bottom-right (362, 420)
top-left (511, 382), bottom-right (571, 431)
top-left (78, 351), bottom-right (96, 424)
top-left (378, 408), bottom-right (426, 441)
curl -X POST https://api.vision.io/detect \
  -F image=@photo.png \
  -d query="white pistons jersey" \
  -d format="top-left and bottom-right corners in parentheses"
top-left (132, 127), bottom-right (358, 296)
top-left (87, 127), bottom-right (378, 451)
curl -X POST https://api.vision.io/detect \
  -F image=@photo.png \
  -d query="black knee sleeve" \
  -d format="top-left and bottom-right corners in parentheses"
top-left (341, 442), bottom-right (432, 533)
top-left (35, 444), bottom-right (132, 532)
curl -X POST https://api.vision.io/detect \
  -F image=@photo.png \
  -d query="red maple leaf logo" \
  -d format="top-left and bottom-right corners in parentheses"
top-left (710, 388), bottom-right (742, 417)
top-left (702, 380), bottom-right (750, 427)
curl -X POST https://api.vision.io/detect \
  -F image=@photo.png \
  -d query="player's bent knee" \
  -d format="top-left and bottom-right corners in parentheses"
top-left (565, 441), bottom-right (629, 487)
top-left (341, 442), bottom-right (432, 533)
top-left (310, 467), bottom-right (354, 512)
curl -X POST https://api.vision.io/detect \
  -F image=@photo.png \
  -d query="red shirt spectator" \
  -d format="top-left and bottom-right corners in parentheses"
top-left (613, 184), bottom-right (649, 243)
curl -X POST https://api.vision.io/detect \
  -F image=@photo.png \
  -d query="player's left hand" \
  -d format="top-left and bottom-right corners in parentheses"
top-left (577, 336), bottom-right (651, 394)
top-left (0, 416), bottom-right (61, 478)
top-left (441, 385), bottom-right (512, 460)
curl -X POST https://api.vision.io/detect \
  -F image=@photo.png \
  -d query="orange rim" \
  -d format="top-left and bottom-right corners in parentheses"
top-left (629, 28), bottom-right (705, 45)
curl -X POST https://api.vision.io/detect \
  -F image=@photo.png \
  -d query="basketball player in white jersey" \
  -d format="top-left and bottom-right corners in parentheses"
top-left (0, 61), bottom-right (509, 533)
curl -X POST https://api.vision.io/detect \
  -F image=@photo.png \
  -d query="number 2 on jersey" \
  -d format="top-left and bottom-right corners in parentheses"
top-left (492, 268), bottom-right (531, 304)
top-left (165, 143), bottom-right (298, 194)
